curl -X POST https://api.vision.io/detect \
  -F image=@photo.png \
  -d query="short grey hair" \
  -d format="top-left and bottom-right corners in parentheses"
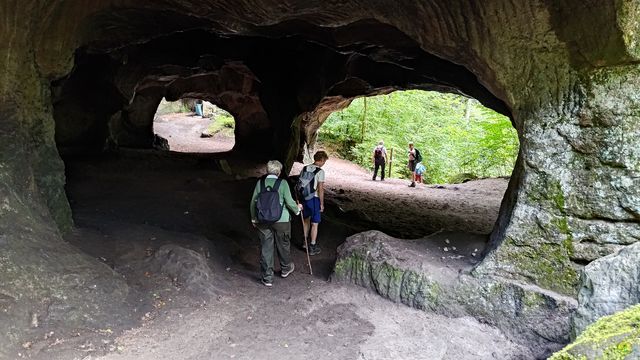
top-left (266, 160), bottom-right (283, 175)
top-left (378, 140), bottom-right (384, 146)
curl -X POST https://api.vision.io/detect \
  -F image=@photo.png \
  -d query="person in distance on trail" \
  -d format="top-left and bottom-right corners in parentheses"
top-left (371, 140), bottom-right (388, 181)
top-left (298, 151), bottom-right (329, 256)
top-left (414, 161), bottom-right (426, 184)
top-left (250, 160), bottom-right (303, 287)
top-left (407, 142), bottom-right (417, 187)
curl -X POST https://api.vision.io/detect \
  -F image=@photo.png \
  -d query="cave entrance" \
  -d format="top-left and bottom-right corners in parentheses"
top-left (294, 89), bottom-right (519, 266)
top-left (153, 98), bottom-right (236, 153)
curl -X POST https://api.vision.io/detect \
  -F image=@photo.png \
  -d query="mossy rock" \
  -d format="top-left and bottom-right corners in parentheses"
top-left (550, 304), bottom-right (640, 360)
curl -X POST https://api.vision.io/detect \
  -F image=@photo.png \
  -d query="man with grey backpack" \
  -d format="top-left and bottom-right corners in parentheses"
top-left (250, 160), bottom-right (303, 287)
top-left (296, 151), bottom-right (329, 256)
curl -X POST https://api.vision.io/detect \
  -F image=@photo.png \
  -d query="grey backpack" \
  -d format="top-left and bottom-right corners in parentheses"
top-left (296, 166), bottom-right (321, 201)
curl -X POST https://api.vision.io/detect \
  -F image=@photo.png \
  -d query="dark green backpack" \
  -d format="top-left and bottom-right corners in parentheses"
top-left (415, 148), bottom-right (423, 163)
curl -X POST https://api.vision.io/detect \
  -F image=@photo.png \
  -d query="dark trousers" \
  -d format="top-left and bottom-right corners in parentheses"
top-left (256, 222), bottom-right (292, 282)
top-left (373, 160), bottom-right (386, 180)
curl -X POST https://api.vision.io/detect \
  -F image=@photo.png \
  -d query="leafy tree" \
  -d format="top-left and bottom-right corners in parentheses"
top-left (318, 90), bottom-right (518, 183)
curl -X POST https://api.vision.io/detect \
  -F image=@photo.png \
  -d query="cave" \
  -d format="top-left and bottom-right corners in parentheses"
top-left (2, 1), bottom-right (640, 359)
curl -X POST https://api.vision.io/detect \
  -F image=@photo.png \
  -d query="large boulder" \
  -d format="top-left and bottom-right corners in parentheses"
top-left (333, 231), bottom-right (577, 358)
top-left (572, 242), bottom-right (640, 337)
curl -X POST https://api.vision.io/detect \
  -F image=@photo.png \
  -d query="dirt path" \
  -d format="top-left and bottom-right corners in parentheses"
top-left (292, 158), bottom-right (507, 238)
top-left (155, 112), bottom-right (507, 239)
top-left (154, 113), bottom-right (235, 153)
top-left (39, 153), bottom-right (523, 360)
top-left (20, 114), bottom-right (522, 359)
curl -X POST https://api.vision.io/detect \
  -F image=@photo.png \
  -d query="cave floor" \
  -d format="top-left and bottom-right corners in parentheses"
top-left (21, 149), bottom-right (521, 359)
top-left (154, 113), bottom-right (235, 153)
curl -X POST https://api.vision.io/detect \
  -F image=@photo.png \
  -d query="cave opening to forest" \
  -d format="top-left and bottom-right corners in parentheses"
top-left (32, 5), bottom-right (562, 358)
top-left (47, 15), bottom-right (521, 288)
top-left (285, 89), bottom-right (520, 270)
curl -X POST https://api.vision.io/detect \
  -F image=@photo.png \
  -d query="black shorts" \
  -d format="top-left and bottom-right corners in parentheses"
top-left (408, 160), bottom-right (416, 171)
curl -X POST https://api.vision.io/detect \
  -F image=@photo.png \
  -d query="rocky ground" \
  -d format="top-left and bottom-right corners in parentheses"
top-left (10, 114), bottom-right (530, 359)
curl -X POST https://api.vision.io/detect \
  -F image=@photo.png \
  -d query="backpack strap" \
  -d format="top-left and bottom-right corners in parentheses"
top-left (272, 178), bottom-right (282, 192)
top-left (260, 177), bottom-right (267, 191)
top-left (308, 167), bottom-right (322, 194)
top-left (261, 177), bottom-right (282, 191)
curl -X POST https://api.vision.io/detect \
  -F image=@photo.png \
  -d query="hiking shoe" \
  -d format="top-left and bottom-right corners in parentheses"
top-left (281, 263), bottom-right (295, 278)
top-left (261, 279), bottom-right (273, 287)
top-left (408, 182), bottom-right (416, 187)
top-left (309, 244), bottom-right (321, 256)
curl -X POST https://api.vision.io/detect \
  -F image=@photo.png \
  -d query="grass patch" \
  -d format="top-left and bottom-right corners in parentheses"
top-left (206, 114), bottom-right (235, 136)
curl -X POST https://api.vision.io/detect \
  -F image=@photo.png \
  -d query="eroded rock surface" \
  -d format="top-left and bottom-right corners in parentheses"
top-left (572, 242), bottom-right (640, 337)
top-left (333, 231), bottom-right (577, 358)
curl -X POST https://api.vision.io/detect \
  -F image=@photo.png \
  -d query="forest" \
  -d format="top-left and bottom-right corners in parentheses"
top-left (318, 90), bottom-right (519, 184)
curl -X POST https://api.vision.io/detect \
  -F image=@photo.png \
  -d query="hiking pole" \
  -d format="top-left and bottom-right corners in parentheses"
top-left (290, 176), bottom-right (313, 275)
top-left (299, 211), bottom-right (313, 275)
top-left (389, 148), bottom-right (393, 178)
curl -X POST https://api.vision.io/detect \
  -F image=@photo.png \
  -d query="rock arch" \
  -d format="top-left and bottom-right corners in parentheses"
top-left (2, 0), bottom-right (639, 353)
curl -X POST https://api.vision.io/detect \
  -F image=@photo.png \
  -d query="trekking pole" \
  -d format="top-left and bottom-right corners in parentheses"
top-left (389, 148), bottom-right (393, 178)
top-left (291, 183), bottom-right (313, 275)
top-left (299, 211), bottom-right (313, 275)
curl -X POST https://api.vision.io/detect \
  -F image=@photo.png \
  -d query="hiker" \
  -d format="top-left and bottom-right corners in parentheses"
top-left (371, 140), bottom-right (388, 181)
top-left (407, 142), bottom-right (422, 187)
top-left (195, 99), bottom-right (204, 117)
top-left (297, 150), bottom-right (329, 256)
top-left (250, 160), bottom-right (303, 287)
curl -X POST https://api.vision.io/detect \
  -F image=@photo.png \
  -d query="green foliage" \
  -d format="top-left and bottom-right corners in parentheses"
top-left (206, 113), bottom-right (235, 135)
top-left (319, 90), bottom-right (519, 183)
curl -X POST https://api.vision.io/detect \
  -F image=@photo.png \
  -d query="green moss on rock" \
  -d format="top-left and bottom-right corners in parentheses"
top-left (551, 304), bottom-right (640, 360)
top-left (493, 237), bottom-right (579, 296)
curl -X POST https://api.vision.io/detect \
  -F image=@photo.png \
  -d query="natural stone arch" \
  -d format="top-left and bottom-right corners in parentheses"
top-left (2, 0), bottom-right (640, 354)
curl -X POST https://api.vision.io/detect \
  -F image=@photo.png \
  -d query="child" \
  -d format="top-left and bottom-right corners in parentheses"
top-left (414, 162), bottom-right (426, 184)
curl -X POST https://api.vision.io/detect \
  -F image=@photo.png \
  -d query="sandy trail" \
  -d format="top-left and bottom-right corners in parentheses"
top-left (154, 113), bottom-right (235, 153)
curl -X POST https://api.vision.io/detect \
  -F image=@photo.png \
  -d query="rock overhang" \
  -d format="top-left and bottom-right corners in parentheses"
top-left (2, 1), bottom-right (640, 354)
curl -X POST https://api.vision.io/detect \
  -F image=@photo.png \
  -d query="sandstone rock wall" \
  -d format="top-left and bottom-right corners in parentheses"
top-left (0, 3), bottom-right (131, 354)
top-left (2, 1), bottom-right (640, 351)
